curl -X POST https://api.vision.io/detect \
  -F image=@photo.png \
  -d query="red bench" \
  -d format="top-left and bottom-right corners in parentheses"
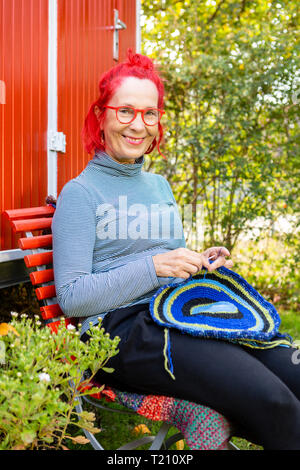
top-left (3, 204), bottom-right (74, 333)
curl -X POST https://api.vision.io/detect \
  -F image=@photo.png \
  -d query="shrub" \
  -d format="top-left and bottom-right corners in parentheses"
top-left (232, 236), bottom-right (300, 310)
top-left (0, 313), bottom-right (119, 450)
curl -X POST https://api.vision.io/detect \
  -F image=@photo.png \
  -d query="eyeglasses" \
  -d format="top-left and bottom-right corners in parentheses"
top-left (104, 105), bottom-right (165, 126)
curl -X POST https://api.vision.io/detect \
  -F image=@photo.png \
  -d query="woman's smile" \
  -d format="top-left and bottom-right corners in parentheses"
top-left (123, 135), bottom-right (146, 146)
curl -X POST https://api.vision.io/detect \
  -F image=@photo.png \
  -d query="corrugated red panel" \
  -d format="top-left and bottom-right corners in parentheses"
top-left (118, 0), bottom-right (137, 61)
top-left (0, 0), bottom-right (137, 252)
top-left (56, 0), bottom-right (137, 193)
top-left (0, 0), bottom-right (49, 251)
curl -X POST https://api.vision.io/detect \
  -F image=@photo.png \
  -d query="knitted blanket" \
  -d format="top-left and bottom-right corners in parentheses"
top-left (150, 267), bottom-right (292, 380)
top-left (99, 386), bottom-right (232, 450)
top-left (150, 267), bottom-right (291, 346)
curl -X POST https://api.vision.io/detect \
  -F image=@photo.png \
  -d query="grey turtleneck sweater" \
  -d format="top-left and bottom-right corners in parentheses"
top-left (52, 151), bottom-right (186, 335)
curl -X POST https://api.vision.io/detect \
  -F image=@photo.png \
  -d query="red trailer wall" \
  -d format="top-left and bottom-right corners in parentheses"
top-left (57, 0), bottom-right (137, 192)
top-left (0, 0), bottom-right (49, 250)
top-left (0, 0), bottom-right (137, 251)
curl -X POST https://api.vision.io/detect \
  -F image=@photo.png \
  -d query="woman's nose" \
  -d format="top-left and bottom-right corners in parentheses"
top-left (129, 112), bottom-right (145, 131)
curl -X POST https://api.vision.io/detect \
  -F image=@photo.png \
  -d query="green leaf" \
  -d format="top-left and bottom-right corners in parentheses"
top-left (20, 430), bottom-right (36, 445)
top-left (101, 367), bottom-right (114, 374)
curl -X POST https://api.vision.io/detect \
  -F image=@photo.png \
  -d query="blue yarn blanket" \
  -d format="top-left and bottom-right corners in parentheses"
top-left (150, 267), bottom-right (292, 380)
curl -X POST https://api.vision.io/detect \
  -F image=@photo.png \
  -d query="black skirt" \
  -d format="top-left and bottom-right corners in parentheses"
top-left (83, 302), bottom-right (300, 450)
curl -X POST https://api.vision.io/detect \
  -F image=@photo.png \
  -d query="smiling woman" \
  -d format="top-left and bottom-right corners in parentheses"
top-left (52, 49), bottom-right (300, 450)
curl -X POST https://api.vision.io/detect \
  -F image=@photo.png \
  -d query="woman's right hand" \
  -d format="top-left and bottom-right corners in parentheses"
top-left (152, 247), bottom-right (233, 280)
top-left (152, 247), bottom-right (210, 279)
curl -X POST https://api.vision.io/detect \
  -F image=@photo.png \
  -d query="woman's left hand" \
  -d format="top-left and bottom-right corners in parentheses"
top-left (202, 246), bottom-right (234, 271)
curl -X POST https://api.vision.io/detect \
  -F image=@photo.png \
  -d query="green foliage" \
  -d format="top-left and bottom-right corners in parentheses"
top-left (0, 314), bottom-right (119, 450)
top-left (233, 235), bottom-right (300, 310)
top-left (141, 0), bottom-right (300, 252)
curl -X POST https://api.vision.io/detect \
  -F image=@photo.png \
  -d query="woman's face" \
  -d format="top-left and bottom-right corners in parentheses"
top-left (97, 77), bottom-right (160, 164)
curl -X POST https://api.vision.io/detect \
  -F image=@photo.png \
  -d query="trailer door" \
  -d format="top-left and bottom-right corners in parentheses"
top-left (53, 0), bottom-right (138, 196)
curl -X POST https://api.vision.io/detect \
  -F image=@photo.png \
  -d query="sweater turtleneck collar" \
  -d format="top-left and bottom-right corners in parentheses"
top-left (89, 150), bottom-right (144, 177)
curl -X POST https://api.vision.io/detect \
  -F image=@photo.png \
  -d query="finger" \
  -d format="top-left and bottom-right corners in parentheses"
top-left (224, 259), bottom-right (234, 269)
top-left (218, 246), bottom-right (231, 257)
top-left (200, 255), bottom-right (211, 270)
top-left (178, 262), bottom-right (201, 276)
top-left (178, 250), bottom-right (208, 271)
top-left (207, 256), bottom-right (228, 271)
top-left (205, 246), bottom-right (231, 259)
top-left (177, 270), bottom-right (193, 279)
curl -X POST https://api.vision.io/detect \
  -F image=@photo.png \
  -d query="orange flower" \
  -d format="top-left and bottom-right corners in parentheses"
top-left (133, 424), bottom-right (151, 436)
top-left (175, 439), bottom-right (185, 450)
top-left (0, 323), bottom-right (20, 337)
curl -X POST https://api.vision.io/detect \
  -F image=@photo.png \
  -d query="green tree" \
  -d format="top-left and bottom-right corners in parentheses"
top-left (141, 0), bottom-right (300, 252)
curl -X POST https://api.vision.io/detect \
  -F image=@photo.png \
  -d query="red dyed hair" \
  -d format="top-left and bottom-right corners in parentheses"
top-left (82, 49), bottom-right (165, 157)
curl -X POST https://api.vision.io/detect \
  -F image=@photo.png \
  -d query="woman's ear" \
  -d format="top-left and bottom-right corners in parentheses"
top-left (94, 105), bottom-right (101, 122)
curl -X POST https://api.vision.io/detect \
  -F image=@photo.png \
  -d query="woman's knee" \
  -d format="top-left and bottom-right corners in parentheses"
top-left (252, 383), bottom-right (300, 449)
top-left (266, 389), bottom-right (298, 422)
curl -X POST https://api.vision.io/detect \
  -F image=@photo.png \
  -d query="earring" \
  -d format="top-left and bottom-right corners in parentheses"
top-left (99, 130), bottom-right (105, 147)
top-left (145, 137), bottom-right (157, 154)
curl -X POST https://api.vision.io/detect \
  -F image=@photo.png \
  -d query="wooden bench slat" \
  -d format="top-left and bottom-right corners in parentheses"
top-left (11, 218), bottom-right (52, 233)
top-left (30, 268), bottom-right (54, 285)
top-left (24, 251), bottom-right (53, 268)
top-left (19, 234), bottom-right (53, 250)
top-left (35, 284), bottom-right (56, 301)
top-left (47, 321), bottom-right (61, 333)
top-left (3, 206), bottom-right (55, 221)
top-left (40, 303), bottom-right (63, 320)
top-left (46, 318), bottom-right (74, 334)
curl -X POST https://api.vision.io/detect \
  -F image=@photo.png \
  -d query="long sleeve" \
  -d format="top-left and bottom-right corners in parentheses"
top-left (52, 182), bottom-right (160, 318)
